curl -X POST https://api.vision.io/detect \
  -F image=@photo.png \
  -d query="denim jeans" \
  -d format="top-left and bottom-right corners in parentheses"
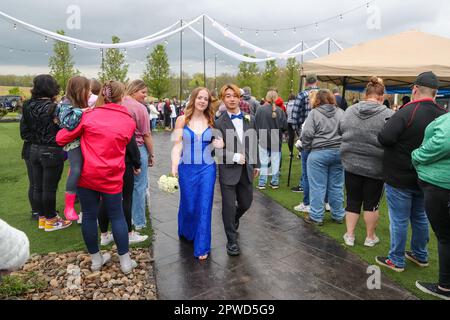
top-left (78, 188), bottom-right (129, 256)
top-left (132, 145), bottom-right (148, 229)
top-left (258, 147), bottom-right (281, 187)
top-left (385, 184), bottom-right (429, 268)
top-left (307, 149), bottom-right (345, 223)
top-left (30, 145), bottom-right (64, 219)
top-left (151, 118), bottom-right (157, 131)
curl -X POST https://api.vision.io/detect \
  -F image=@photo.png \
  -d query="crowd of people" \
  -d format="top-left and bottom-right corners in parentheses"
top-left (4, 69), bottom-right (448, 300)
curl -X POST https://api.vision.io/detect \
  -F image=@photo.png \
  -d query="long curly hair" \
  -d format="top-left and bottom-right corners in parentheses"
top-left (184, 87), bottom-right (215, 128)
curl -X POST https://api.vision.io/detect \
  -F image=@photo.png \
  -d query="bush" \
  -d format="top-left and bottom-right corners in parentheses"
top-left (0, 272), bottom-right (47, 299)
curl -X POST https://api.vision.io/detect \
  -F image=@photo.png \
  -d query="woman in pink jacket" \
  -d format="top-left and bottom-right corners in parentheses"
top-left (56, 81), bottom-right (137, 274)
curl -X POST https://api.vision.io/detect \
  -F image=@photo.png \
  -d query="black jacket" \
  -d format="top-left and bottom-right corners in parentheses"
top-left (125, 135), bottom-right (141, 169)
top-left (20, 98), bottom-right (60, 147)
top-left (378, 99), bottom-right (447, 190)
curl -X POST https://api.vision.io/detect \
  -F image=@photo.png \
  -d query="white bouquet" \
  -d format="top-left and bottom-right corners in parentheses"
top-left (157, 175), bottom-right (179, 193)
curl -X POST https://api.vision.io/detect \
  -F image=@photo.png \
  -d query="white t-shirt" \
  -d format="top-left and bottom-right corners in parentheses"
top-left (170, 104), bottom-right (177, 118)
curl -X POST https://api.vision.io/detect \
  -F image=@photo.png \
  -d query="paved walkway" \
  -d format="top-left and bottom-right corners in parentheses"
top-left (149, 132), bottom-right (416, 300)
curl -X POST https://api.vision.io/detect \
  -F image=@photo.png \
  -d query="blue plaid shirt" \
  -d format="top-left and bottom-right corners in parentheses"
top-left (291, 86), bottom-right (319, 132)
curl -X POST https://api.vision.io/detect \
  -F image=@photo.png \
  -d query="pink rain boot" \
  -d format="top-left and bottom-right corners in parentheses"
top-left (64, 193), bottom-right (79, 221)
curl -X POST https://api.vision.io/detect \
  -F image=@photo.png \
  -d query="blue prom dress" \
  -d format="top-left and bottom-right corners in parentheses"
top-left (178, 125), bottom-right (216, 258)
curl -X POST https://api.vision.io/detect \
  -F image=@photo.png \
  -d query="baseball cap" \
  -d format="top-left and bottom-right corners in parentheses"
top-left (412, 71), bottom-right (440, 89)
top-left (305, 74), bottom-right (318, 85)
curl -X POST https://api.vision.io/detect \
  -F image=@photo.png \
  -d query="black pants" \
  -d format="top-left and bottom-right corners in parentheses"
top-left (164, 115), bottom-right (171, 128)
top-left (98, 164), bottom-right (134, 233)
top-left (29, 144), bottom-right (64, 219)
top-left (419, 180), bottom-right (450, 289)
top-left (220, 166), bottom-right (253, 244)
top-left (287, 124), bottom-right (296, 153)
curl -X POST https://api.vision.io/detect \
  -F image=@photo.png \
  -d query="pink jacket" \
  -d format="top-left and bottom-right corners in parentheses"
top-left (56, 103), bottom-right (136, 194)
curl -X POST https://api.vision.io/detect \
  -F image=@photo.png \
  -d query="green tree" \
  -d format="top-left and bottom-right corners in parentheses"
top-left (280, 58), bottom-right (300, 99)
top-left (100, 36), bottom-right (129, 83)
top-left (8, 87), bottom-right (23, 96)
top-left (262, 60), bottom-right (279, 93)
top-left (48, 30), bottom-right (79, 93)
top-left (188, 73), bottom-right (205, 91)
top-left (142, 44), bottom-right (170, 99)
top-left (237, 54), bottom-right (259, 95)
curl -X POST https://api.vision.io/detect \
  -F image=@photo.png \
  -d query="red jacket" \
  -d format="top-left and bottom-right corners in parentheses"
top-left (56, 103), bottom-right (136, 194)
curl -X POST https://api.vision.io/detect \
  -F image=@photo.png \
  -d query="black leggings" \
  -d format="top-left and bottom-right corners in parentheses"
top-left (287, 124), bottom-right (296, 153)
top-left (98, 164), bottom-right (134, 233)
top-left (30, 145), bottom-right (64, 219)
top-left (345, 171), bottom-right (384, 214)
top-left (419, 180), bottom-right (450, 289)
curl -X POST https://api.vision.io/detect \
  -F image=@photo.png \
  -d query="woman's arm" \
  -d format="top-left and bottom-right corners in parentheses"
top-left (171, 116), bottom-right (185, 177)
top-left (56, 119), bottom-right (84, 146)
top-left (412, 121), bottom-right (450, 166)
top-left (126, 135), bottom-right (141, 170)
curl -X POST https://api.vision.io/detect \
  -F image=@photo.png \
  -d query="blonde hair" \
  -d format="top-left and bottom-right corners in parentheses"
top-left (95, 80), bottom-right (126, 106)
top-left (312, 89), bottom-right (336, 108)
top-left (125, 79), bottom-right (147, 98)
top-left (265, 90), bottom-right (278, 105)
top-left (219, 84), bottom-right (241, 100)
top-left (184, 87), bottom-right (215, 128)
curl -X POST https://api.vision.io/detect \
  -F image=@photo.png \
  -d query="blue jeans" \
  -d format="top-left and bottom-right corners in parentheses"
top-left (258, 147), bottom-right (281, 186)
top-left (151, 118), bottom-right (157, 131)
top-left (132, 145), bottom-right (149, 229)
top-left (307, 149), bottom-right (345, 223)
top-left (78, 188), bottom-right (129, 256)
top-left (385, 184), bottom-right (429, 268)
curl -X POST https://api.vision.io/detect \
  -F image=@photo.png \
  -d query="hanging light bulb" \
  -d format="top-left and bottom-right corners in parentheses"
top-left (273, 30), bottom-right (277, 37)
top-left (240, 27), bottom-right (243, 34)
top-left (73, 44), bottom-right (77, 51)
top-left (256, 30), bottom-right (259, 36)
top-left (164, 39), bottom-right (169, 45)
top-left (339, 14), bottom-right (343, 21)
top-left (366, 2), bottom-right (370, 8)
top-left (315, 23), bottom-right (319, 30)
top-left (293, 27), bottom-right (297, 34)
top-left (45, 36), bottom-right (48, 43)
top-left (13, 23), bottom-right (17, 30)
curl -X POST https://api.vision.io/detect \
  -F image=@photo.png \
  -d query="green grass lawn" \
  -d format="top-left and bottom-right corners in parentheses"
top-left (0, 123), bottom-right (152, 255)
top-left (256, 143), bottom-right (439, 300)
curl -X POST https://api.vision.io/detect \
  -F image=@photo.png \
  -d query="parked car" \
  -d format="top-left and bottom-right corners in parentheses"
top-left (0, 95), bottom-right (22, 112)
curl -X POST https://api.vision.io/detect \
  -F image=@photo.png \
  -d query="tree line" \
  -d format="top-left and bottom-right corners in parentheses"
top-left (3, 30), bottom-right (302, 101)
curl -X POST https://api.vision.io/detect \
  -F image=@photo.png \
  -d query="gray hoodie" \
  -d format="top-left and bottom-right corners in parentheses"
top-left (301, 104), bottom-right (344, 151)
top-left (339, 101), bottom-right (394, 179)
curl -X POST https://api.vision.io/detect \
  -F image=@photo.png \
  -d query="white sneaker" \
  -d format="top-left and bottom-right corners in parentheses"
top-left (119, 253), bottom-right (138, 275)
top-left (91, 252), bottom-right (111, 272)
top-left (364, 237), bottom-right (380, 247)
top-left (100, 232), bottom-right (114, 246)
top-left (294, 203), bottom-right (310, 213)
top-left (129, 231), bottom-right (148, 244)
top-left (325, 203), bottom-right (331, 212)
top-left (343, 234), bottom-right (355, 247)
top-left (77, 212), bottom-right (82, 224)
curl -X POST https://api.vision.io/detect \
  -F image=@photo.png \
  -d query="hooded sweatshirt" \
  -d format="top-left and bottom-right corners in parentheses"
top-left (339, 101), bottom-right (394, 179)
top-left (301, 104), bottom-right (344, 151)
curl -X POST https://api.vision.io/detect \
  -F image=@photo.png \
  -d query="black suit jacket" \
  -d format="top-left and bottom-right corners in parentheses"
top-left (214, 112), bottom-right (260, 185)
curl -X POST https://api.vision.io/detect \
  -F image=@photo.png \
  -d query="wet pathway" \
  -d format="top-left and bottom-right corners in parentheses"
top-left (149, 131), bottom-right (415, 300)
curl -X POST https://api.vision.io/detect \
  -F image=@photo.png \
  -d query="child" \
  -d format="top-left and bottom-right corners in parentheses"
top-left (55, 76), bottom-right (91, 221)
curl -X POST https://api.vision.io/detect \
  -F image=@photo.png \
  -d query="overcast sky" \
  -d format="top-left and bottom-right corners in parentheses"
top-left (0, 0), bottom-right (449, 79)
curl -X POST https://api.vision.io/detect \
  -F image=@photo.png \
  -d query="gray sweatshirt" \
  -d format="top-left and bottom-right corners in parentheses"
top-left (339, 101), bottom-right (394, 179)
top-left (301, 104), bottom-right (344, 151)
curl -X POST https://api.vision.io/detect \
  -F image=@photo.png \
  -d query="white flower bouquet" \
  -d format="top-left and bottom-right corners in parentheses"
top-left (157, 175), bottom-right (179, 193)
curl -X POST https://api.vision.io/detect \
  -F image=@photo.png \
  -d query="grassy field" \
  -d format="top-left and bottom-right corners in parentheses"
top-left (256, 143), bottom-right (439, 300)
top-left (0, 123), bottom-right (152, 255)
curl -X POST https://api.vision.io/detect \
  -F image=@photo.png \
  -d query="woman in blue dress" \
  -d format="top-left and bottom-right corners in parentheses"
top-left (171, 87), bottom-right (224, 260)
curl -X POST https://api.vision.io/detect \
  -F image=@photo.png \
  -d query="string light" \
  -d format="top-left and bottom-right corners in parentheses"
top-left (73, 44), bottom-right (77, 50)
top-left (256, 30), bottom-right (259, 36)
top-left (44, 36), bottom-right (48, 43)
top-left (13, 23), bottom-right (17, 30)
top-left (293, 27), bottom-right (297, 34)
top-left (273, 30), bottom-right (277, 37)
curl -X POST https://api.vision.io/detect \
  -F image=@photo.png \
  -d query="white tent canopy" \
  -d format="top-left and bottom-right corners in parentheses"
top-left (302, 30), bottom-right (450, 90)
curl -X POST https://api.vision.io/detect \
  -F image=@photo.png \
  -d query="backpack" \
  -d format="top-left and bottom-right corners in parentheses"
top-left (56, 103), bottom-right (83, 131)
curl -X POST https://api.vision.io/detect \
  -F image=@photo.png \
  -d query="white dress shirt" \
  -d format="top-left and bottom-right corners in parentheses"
top-left (228, 111), bottom-right (244, 163)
